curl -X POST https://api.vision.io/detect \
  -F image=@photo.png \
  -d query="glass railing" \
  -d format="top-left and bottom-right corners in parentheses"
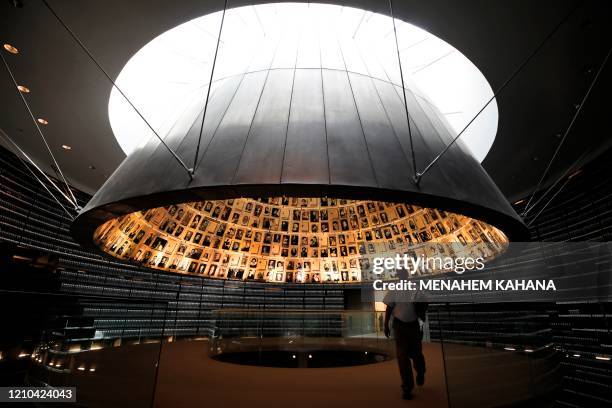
top-left (430, 302), bottom-right (562, 407)
top-left (1, 290), bottom-right (569, 408)
top-left (1, 289), bottom-right (169, 408)
top-left (209, 309), bottom-right (395, 368)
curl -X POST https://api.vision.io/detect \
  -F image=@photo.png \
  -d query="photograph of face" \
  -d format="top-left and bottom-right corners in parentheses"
top-left (341, 219), bottom-right (349, 231)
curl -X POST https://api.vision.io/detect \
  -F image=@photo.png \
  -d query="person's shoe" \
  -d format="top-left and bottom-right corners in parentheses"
top-left (402, 392), bottom-right (413, 400)
top-left (416, 373), bottom-right (425, 386)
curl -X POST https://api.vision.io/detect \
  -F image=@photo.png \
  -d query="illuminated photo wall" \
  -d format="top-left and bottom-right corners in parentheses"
top-left (94, 197), bottom-right (508, 283)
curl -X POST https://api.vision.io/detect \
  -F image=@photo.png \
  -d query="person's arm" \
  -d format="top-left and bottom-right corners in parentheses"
top-left (384, 305), bottom-right (393, 338)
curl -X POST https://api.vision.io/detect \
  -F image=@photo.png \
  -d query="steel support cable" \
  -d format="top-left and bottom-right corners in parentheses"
top-left (388, 0), bottom-right (418, 181)
top-left (523, 147), bottom-right (589, 227)
top-left (41, 0), bottom-right (193, 179)
top-left (193, 0), bottom-right (228, 174)
top-left (526, 176), bottom-right (571, 228)
top-left (415, 2), bottom-right (581, 184)
top-left (0, 131), bottom-right (75, 219)
top-left (523, 45), bottom-right (612, 215)
top-left (0, 52), bottom-right (79, 209)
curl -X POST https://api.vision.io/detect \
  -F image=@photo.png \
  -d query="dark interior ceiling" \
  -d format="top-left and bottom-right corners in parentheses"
top-left (0, 0), bottom-right (610, 202)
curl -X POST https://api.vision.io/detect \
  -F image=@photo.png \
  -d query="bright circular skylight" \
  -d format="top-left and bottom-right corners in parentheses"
top-left (109, 2), bottom-right (498, 162)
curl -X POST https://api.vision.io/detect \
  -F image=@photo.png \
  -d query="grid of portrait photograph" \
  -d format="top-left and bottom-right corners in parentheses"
top-left (93, 197), bottom-right (508, 283)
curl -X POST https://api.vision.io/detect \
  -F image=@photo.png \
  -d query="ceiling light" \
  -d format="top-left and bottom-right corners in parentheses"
top-left (110, 3), bottom-right (499, 162)
top-left (37, 118), bottom-right (49, 125)
top-left (61, 144), bottom-right (72, 150)
top-left (17, 85), bottom-right (29, 93)
top-left (78, 366), bottom-right (85, 371)
top-left (89, 367), bottom-right (96, 372)
top-left (3, 43), bottom-right (19, 54)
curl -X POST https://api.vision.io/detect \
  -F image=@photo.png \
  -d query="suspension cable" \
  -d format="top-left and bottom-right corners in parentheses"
top-left (388, 0), bottom-right (417, 181)
top-left (193, 0), bottom-right (228, 174)
top-left (523, 45), bottom-right (611, 215)
top-left (522, 146), bottom-right (589, 224)
top-left (41, 0), bottom-right (193, 179)
top-left (0, 131), bottom-right (76, 219)
top-left (415, 2), bottom-right (581, 183)
top-left (1, 52), bottom-right (79, 209)
top-left (526, 176), bottom-right (572, 228)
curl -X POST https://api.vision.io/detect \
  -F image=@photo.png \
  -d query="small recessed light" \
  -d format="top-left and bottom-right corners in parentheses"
top-left (17, 85), bottom-right (30, 93)
top-left (37, 118), bottom-right (48, 125)
top-left (3, 44), bottom-right (19, 54)
top-left (88, 165), bottom-right (96, 170)
top-left (62, 145), bottom-right (72, 150)
top-left (89, 367), bottom-right (96, 372)
top-left (78, 366), bottom-right (85, 371)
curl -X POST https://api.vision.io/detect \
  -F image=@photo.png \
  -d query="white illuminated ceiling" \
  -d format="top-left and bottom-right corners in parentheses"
top-left (109, 2), bottom-right (498, 162)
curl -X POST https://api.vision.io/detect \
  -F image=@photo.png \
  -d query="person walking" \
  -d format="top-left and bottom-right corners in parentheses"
top-left (383, 269), bottom-right (427, 400)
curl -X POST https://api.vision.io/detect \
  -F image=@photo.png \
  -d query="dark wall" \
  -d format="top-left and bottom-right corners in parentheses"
top-left (0, 145), bottom-right (345, 352)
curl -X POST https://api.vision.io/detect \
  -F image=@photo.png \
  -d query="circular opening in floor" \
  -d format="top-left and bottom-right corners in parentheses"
top-left (212, 349), bottom-right (391, 368)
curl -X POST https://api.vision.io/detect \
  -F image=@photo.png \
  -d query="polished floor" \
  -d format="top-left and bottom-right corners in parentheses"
top-left (155, 340), bottom-right (449, 408)
top-left (44, 338), bottom-right (554, 408)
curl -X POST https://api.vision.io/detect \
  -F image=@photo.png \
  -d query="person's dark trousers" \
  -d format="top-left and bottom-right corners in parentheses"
top-left (393, 318), bottom-right (426, 394)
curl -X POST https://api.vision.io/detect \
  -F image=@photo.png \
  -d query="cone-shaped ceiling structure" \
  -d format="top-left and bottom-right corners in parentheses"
top-left (71, 3), bottom-right (527, 284)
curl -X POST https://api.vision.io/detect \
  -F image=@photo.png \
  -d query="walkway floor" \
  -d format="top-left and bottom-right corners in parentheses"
top-left (155, 340), bottom-right (449, 408)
